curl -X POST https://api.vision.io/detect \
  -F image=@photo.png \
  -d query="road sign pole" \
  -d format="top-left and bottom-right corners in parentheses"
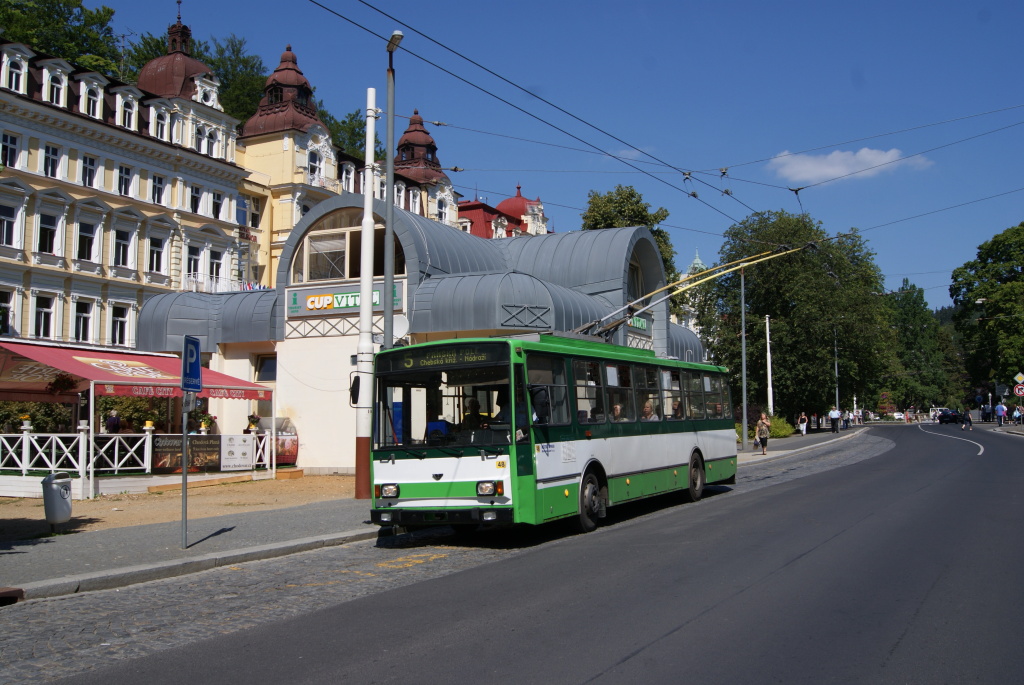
top-left (181, 336), bottom-right (203, 549)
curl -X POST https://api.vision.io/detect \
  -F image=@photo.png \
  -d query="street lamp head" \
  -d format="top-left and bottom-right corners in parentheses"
top-left (387, 31), bottom-right (404, 53)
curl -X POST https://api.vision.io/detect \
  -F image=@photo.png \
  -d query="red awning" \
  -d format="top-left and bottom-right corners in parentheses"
top-left (0, 341), bottom-right (271, 401)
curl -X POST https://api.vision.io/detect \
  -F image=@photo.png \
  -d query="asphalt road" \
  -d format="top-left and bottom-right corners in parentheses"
top-left (5, 424), bottom-right (1023, 684)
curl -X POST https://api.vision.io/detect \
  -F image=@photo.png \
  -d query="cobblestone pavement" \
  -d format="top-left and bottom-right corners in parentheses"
top-left (0, 432), bottom-right (893, 684)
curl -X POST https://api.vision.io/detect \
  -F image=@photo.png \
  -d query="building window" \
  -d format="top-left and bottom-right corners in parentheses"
top-left (118, 165), bottom-right (132, 196)
top-left (0, 291), bottom-right (11, 335)
top-left (113, 229), bottom-right (130, 267)
top-left (111, 304), bottom-right (128, 346)
top-left (148, 237), bottom-right (164, 273)
top-left (237, 194), bottom-right (261, 228)
top-left (187, 245), bottom-right (200, 275)
top-left (194, 126), bottom-right (205, 151)
top-left (121, 99), bottom-right (135, 129)
top-left (1, 133), bottom-right (18, 168)
top-left (155, 112), bottom-right (167, 140)
top-left (394, 184), bottom-right (404, 207)
top-left (6, 60), bottom-right (22, 91)
top-left (85, 87), bottom-right (99, 117)
top-left (410, 191), bottom-right (420, 214)
top-left (268, 86), bottom-right (282, 104)
top-left (81, 155), bottom-right (97, 187)
top-left (77, 222), bottom-right (95, 260)
top-left (341, 164), bottom-right (354, 193)
top-left (190, 185), bottom-right (202, 214)
top-left (74, 301), bottom-right (91, 342)
top-left (37, 214), bottom-right (57, 253)
top-left (48, 74), bottom-right (63, 106)
top-left (44, 145), bottom-right (60, 178)
top-left (309, 151), bottom-right (321, 178)
top-left (151, 175), bottom-right (165, 204)
top-left (0, 204), bottom-right (15, 246)
top-left (436, 199), bottom-right (447, 223)
top-left (205, 129), bottom-right (217, 156)
top-left (211, 192), bottom-right (223, 219)
top-left (34, 295), bottom-right (53, 338)
top-left (209, 249), bottom-right (222, 282)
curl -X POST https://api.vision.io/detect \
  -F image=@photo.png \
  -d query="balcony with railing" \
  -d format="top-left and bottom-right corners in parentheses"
top-left (304, 170), bottom-right (341, 194)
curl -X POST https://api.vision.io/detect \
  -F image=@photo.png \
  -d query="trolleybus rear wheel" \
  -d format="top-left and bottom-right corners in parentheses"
top-left (686, 453), bottom-right (705, 502)
top-left (578, 472), bottom-right (602, 533)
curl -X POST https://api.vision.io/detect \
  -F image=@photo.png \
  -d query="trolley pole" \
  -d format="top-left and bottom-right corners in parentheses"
top-left (355, 88), bottom-right (377, 500)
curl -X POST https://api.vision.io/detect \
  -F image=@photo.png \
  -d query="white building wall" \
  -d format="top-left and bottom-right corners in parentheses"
top-left (276, 334), bottom-right (360, 474)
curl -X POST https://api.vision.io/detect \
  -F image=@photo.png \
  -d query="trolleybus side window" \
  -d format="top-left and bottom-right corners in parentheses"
top-left (704, 373), bottom-right (724, 419)
top-left (635, 365), bottom-right (661, 421)
top-left (663, 369), bottom-right (684, 420)
top-left (685, 370), bottom-right (706, 420)
top-left (606, 363), bottom-right (635, 422)
top-left (574, 359), bottom-right (605, 423)
top-left (526, 354), bottom-right (570, 425)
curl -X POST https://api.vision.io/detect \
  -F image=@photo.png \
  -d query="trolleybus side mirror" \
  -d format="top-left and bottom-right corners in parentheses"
top-left (349, 374), bottom-right (360, 405)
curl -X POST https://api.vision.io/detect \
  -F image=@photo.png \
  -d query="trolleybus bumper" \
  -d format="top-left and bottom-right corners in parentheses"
top-left (371, 507), bottom-right (515, 526)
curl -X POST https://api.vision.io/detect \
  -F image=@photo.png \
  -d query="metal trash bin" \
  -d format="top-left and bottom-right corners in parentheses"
top-left (41, 471), bottom-right (72, 527)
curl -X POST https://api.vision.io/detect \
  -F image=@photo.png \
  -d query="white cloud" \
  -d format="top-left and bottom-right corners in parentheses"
top-left (766, 147), bottom-right (931, 184)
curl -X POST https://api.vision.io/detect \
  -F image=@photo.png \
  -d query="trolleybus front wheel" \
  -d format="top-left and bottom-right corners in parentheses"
top-left (578, 472), bottom-right (603, 533)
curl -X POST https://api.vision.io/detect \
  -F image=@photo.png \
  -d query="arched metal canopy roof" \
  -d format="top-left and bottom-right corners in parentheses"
top-left (137, 195), bottom-right (703, 361)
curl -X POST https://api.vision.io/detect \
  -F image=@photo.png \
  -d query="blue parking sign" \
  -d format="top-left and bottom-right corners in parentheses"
top-left (182, 336), bottom-right (202, 392)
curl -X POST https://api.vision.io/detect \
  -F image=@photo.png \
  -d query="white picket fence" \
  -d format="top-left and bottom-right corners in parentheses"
top-left (0, 427), bottom-right (275, 499)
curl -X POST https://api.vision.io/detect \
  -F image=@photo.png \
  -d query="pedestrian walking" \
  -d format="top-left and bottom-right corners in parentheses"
top-left (962, 408), bottom-right (973, 431)
top-left (829, 406), bottom-right (841, 433)
top-left (756, 413), bottom-right (771, 455)
top-left (995, 401), bottom-right (1007, 427)
top-left (798, 412), bottom-right (808, 436)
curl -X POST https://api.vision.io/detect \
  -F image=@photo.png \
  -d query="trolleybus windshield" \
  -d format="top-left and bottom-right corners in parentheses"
top-left (375, 343), bottom-right (515, 450)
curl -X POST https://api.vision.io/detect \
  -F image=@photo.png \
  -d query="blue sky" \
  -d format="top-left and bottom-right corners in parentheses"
top-left (99, 0), bottom-right (1024, 309)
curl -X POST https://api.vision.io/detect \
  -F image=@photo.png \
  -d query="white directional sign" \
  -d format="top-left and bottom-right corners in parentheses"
top-left (181, 335), bottom-right (202, 393)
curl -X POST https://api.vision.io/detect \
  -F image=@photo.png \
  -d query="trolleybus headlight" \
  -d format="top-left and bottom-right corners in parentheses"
top-left (378, 483), bottom-right (400, 498)
top-left (476, 481), bottom-right (504, 496)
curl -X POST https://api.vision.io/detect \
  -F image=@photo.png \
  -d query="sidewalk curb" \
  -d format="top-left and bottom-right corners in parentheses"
top-left (738, 427), bottom-right (866, 465)
top-left (15, 527), bottom-right (379, 601)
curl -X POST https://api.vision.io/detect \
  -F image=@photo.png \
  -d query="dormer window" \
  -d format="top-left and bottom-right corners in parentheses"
top-left (48, 74), bottom-right (64, 106)
top-left (5, 59), bottom-right (23, 92)
top-left (120, 98), bottom-right (136, 129)
top-left (85, 87), bottom-right (99, 117)
top-left (268, 86), bottom-right (282, 104)
top-left (154, 111), bottom-right (168, 140)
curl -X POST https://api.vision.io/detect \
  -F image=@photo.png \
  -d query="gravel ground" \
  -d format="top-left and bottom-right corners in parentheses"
top-left (0, 474), bottom-right (355, 542)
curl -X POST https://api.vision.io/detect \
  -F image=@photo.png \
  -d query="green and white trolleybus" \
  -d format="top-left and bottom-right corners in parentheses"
top-left (370, 333), bottom-right (736, 532)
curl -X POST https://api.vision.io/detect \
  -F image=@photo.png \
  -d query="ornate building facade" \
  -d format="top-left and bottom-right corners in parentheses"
top-left (0, 20), bottom-right (245, 348)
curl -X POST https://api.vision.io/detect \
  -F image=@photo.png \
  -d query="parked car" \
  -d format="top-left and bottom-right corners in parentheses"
top-left (892, 412), bottom-right (904, 420)
top-left (938, 409), bottom-right (962, 424)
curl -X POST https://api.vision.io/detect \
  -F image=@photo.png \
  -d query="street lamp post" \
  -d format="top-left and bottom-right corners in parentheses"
top-left (382, 30), bottom-right (403, 351)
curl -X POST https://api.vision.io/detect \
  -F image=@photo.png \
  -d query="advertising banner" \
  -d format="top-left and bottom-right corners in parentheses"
top-left (153, 435), bottom-right (222, 474)
top-left (220, 434), bottom-right (254, 471)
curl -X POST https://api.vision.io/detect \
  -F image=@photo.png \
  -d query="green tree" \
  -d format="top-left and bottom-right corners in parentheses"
top-left (950, 221), bottom-right (1024, 396)
top-left (580, 185), bottom-right (684, 316)
top-left (0, 0), bottom-right (120, 75)
top-left (206, 35), bottom-right (266, 125)
top-left (691, 210), bottom-right (898, 421)
top-left (883, 279), bottom-right (965, 410)
top-left (322, 106), bottom-right (383, 159)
